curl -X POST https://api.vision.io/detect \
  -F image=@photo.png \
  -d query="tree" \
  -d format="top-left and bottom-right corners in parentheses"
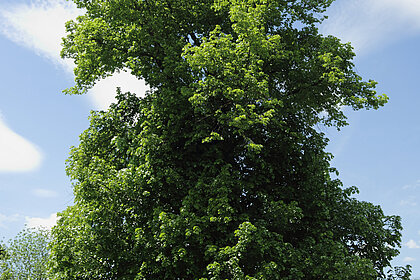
top-left (0, 228), bottom-right (50, 280)
top-left (49, 0), bottom-right (410, 279)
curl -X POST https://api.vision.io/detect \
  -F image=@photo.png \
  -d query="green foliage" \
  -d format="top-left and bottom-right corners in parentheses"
top-left (0, 228), bottom-right (50, 280)
top-left (50, 0), bottom-right (409, 279)
top-left (0, 246), bottom-right (6, 260)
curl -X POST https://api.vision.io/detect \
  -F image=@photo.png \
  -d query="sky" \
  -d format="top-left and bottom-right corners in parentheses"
top-left (0, 0), bottom-right (420, 277)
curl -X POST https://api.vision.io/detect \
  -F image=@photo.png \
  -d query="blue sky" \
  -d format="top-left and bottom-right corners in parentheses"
top-left (0, 0), bottom-right (420, 277)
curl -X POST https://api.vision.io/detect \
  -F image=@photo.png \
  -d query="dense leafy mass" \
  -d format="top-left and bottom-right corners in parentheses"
top-left (49, 0), bottom-right (410, 279)
top-left (0, 228), bottom-right (50, 280)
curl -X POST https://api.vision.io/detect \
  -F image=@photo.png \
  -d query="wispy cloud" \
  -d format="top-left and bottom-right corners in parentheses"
top-left (0, 115), bottom-right (43, 172)
top-left (0, 213), bottom-right (20, 229)
top-left (320, 0), bottom-right (420, 54)
top-left (0, 0), bottom-right (79, 72)
top-left (403, 256), bottom-right (416, 262)
top-left (32, 188), bottom-right (58, 198)
top-left (25, 213), bottom-right (58, 229)
top-left (400, 197), bottom-right (418, 207)
top-left (405, 239), bottom-right (420, 249)
top-left (0, 0), bottom-right (148, 110)
top-left (402, 179), bottom-right (420, 190)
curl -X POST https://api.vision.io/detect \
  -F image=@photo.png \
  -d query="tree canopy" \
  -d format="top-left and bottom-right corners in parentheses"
top-left (0, 228), bottom-right (50, 280)
top-left (49, 0), bottom-right (410, 279)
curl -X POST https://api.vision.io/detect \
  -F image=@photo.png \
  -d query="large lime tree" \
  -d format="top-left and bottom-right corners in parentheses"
top-left (49, 0), bottom-right (410, 279)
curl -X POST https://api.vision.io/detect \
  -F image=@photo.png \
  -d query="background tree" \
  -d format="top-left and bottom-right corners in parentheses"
top-left (50, 0), bottom-right (410, 279)
top-left (0, 228), bottom-right (50, 280)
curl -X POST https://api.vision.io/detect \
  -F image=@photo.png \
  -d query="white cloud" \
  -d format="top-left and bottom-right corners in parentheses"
top-left (0, 0), bottom-right (148, 110)
top-left (403, 179), bottom-right (420, 190)
top-left (320, 0), bottom-right (420, 54)
top-left (0, 116), bottom-right (43, 172)
top-left (32, 188), bottom-right (58, 198)
top-left (25, 213), bottom-right (58, 229)
top-left (400, 196), bottom-right (418, 207)
top-left (405, 239), bottom-right (420, 249)
top-left (91, 71), bottom-right (149, 110)
top-left (0, 0), bottom-right (80, 72)
top-left (400, 200), bottom-right (417, 206)
top-left (0, 213), bottom-right (21, 229)
top-left (403, 256), bottom-right (416, 262)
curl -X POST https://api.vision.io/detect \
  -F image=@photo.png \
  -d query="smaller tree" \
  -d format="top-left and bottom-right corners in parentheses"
top-left (0, 228), bottom-right (50, 280)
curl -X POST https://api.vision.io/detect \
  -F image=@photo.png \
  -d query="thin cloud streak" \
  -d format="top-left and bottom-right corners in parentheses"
top-left (0, 116), bottom-right (43, 172)
top-left (320, 0), bottom-right (420, 54)
top-left (33, 188), bottom-right (58, 198)
top-left (400, 198), bottom-right (418, 207)
top-left (405, 239), bottom-right (420, 249)
top-left (404, 256), bottom-right (416, 262)
top-left (0, 213), bottom-right (20, 229)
